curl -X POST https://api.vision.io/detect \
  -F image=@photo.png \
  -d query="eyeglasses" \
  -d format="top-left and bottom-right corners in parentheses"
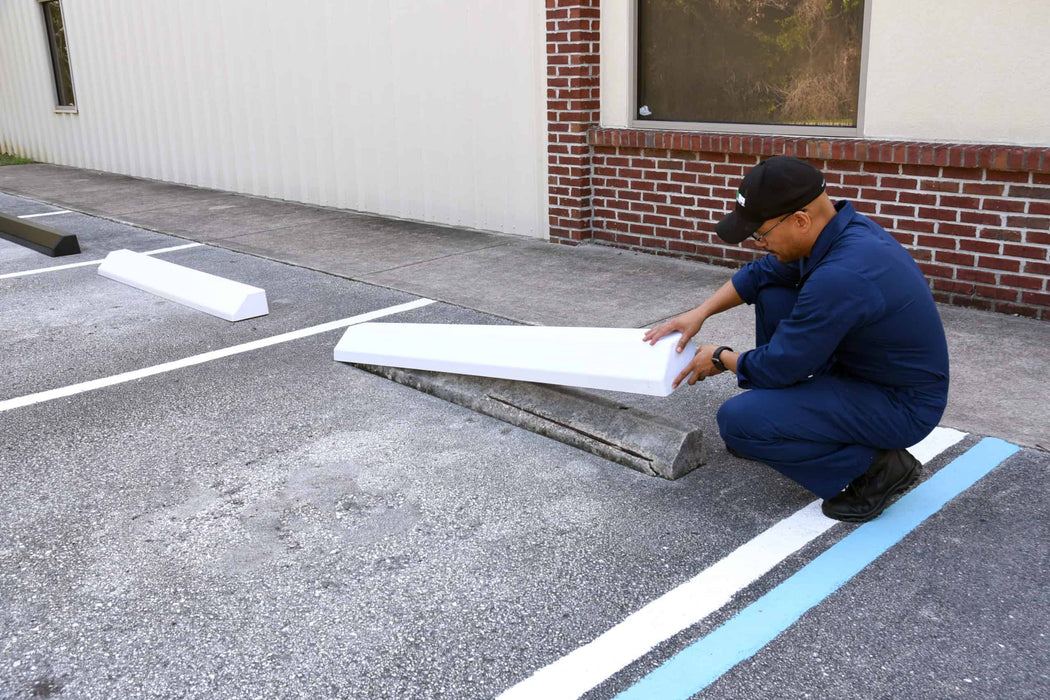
top-left (751, 210), bottom-right (804, 242)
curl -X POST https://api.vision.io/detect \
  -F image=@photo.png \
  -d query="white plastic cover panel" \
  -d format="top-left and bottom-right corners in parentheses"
top-left (98, 249), bottom-right (268, 321)
top-left (334, 323), bottom-right (694, 396)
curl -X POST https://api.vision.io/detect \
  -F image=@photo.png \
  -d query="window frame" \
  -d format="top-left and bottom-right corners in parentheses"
top-left (628, 0), bottom-right (873, 137)
top-left (38, 0), bottom-right (78, 114)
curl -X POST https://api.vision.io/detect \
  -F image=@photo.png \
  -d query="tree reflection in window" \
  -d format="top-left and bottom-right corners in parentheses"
top-left (637, 0), bottom-right (865, 127)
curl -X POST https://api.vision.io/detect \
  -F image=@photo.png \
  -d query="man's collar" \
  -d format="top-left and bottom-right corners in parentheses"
top-left (800, 201), bottom-right (855, 278)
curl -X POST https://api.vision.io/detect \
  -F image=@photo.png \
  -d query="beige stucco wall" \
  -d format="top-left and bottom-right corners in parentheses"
top-left (601, 0), bottom-right (1050, 147)
top-left (864, 0), bottom-right (1050, 146)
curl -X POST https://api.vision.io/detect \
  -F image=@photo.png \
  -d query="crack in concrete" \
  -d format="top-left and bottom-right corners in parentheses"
top-left (487, 395), bottom-right (655, 466)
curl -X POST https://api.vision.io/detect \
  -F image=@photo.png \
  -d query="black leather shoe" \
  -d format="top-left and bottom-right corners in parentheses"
top-left (821, 449), bottom-right (921, 523)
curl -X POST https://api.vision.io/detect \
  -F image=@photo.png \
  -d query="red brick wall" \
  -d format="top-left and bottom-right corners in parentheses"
top-left (544, 5), bottom-right (1050, 320)
top-left (546, 0), bottom-right (600, 244)
top-left (585, 131), bottom-right (1050, 319)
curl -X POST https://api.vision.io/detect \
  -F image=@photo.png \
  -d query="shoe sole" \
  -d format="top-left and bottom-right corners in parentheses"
top-left (830, 467), bottom-right (921, 523)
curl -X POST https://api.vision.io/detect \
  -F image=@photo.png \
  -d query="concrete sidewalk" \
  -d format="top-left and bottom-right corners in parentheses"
top-left (1, 162), bottom-right (1047, 449)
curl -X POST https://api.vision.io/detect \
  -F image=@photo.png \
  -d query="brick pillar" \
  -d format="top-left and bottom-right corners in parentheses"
top-left (546, 0), bottom-right (600, 244)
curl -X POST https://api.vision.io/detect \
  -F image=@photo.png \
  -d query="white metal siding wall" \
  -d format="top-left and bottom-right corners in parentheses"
top-left (0, 0), bottom-right (549, 238)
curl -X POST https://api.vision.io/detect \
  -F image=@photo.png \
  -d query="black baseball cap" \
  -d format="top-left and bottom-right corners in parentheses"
top-left (715, 156), bottom-right (827, 244)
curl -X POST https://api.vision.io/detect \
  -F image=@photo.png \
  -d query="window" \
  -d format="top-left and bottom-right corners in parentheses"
top-left (636, 0), bottom-right (866, 130)
top-left (40, 0), bottom-right (76, 110)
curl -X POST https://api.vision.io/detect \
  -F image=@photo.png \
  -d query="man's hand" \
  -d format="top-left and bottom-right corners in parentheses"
top-left (642, 309), bottom-right (705, 353)
top-left (643, 281), bottom-right (744, 354)
top-left (672, 344), bottom-right (725, 389)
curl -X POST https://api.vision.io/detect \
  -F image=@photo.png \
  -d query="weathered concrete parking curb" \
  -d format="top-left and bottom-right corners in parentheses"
top-left (355, 364), bottom-right (706, 479)
top-left (0, 211), bottom-right (80, 256)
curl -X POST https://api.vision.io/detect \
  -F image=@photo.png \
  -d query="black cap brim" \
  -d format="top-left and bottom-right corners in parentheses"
top-left (715, 209), bottom-right (761, 244)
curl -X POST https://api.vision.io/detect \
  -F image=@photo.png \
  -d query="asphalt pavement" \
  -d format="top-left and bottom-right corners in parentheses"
top-left (1, 165), bottom-right (1048, 699)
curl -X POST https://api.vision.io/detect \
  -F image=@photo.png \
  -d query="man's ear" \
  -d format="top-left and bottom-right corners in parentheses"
top-left (795, 210), bottom-right (811, 233)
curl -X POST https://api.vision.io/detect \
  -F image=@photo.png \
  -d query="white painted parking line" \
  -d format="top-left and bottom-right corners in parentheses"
top-left (497, 426), bottom-right (968, 700)
top-left (16, 210), bottom-right (72, 219)
top-left (904, 426), bottom-right (969, 464)
top-left (0, 243), bottom-right (202, 280)
top-left (0, 298), bottom-right (435, 413)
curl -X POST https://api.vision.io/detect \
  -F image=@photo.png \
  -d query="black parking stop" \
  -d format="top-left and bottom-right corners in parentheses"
top-left (0, 211), bottom-right (80, 256)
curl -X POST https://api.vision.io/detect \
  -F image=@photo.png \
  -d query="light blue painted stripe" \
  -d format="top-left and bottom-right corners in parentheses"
top-left (616, 437), bottom-right (1020, 700)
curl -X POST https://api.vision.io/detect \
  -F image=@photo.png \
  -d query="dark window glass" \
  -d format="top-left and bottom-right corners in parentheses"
top-left (41, 0), bottom-right (75, 108)
top-left (637, 0), bottom-right (864, 128)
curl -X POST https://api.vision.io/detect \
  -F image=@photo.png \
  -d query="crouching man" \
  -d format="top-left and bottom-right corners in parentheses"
top-left (645, 156), bottom-right (949, 522)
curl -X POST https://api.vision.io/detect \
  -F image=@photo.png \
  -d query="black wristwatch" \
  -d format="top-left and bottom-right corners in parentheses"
top-left (711, 346), bottom-right (733, 372)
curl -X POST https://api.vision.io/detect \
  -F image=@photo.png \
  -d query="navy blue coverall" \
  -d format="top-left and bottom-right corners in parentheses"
top-left (717, 201), bottom-right (950, 498)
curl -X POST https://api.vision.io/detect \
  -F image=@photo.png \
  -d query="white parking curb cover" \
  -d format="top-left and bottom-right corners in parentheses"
top-left (98, 249), bottom-right (268, 321)
top-left (334, 323), bottom-right (694, 396)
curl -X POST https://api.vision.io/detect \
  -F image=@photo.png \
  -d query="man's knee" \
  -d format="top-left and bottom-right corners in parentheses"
top-left (719, 391), bottom-right (786, 444)
top-left (717, 394), bottom-right (751, 439)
